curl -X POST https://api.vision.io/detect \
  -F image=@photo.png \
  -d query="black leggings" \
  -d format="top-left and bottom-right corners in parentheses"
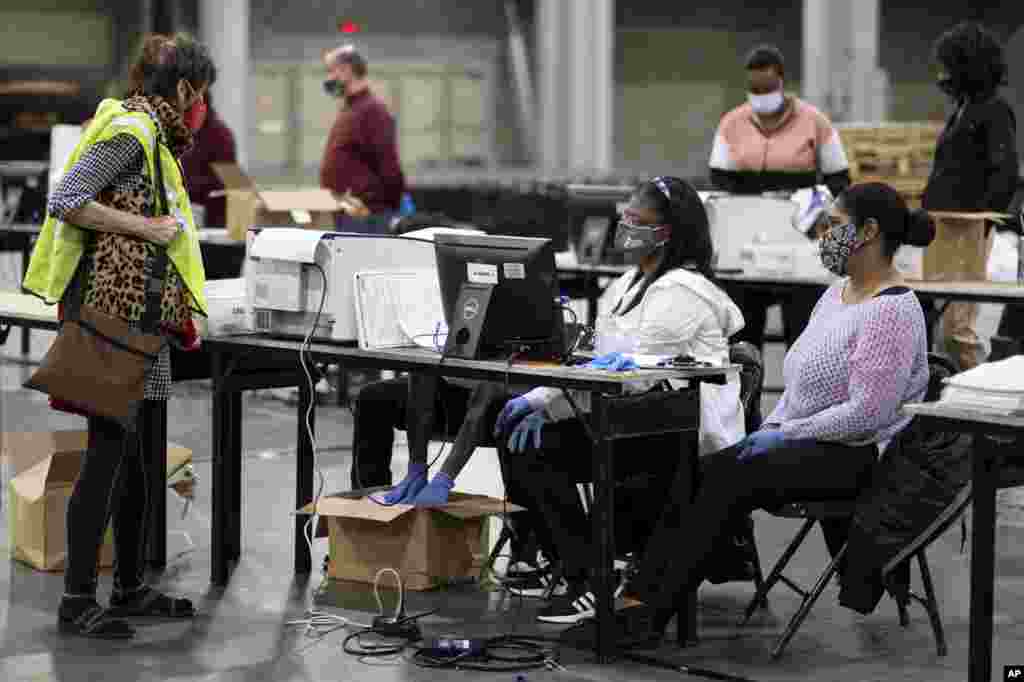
top-left (628, 438), bottom-right (877, 624)
top-left (350, 377), bottom-right (473, 489)
top-left (64, 414), bottom-right (150, 597)
top-left (498, 418), bottom-right (688, 584)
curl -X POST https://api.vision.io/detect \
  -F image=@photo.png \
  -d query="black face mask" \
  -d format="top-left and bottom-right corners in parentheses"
top-left (323, 79), bottom-right (346, 97)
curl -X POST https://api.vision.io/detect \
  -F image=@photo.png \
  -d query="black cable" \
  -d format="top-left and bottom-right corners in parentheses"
top-left (342, 628), bottom-right (417, 658)
top-left (408, 635), bottom-right (560, 672)
top-left (301, 263), bottom-right (329, 558)
top-left (620, 651), bottom-right (760, 682)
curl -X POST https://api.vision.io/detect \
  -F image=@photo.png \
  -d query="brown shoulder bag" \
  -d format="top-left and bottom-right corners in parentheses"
top-left (24, 144), bottom-right (172, 430)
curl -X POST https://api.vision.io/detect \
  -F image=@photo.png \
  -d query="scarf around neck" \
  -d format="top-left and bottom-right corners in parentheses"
top-left (123, 93), bottom-right (194, 157)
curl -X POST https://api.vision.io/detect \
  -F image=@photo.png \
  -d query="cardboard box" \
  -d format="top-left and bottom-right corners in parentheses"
top-left (300, 492), bottom-right (520, 591)
top-left (3, 431), bottom-right (191, 571)
top-left (211, 163), bottom-right (343, 241)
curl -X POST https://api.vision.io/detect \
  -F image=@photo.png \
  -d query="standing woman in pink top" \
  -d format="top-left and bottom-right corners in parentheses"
top-left (563, 183), bottom-right (936, 649)
top-left (710, 45), bottom-right (852, 353)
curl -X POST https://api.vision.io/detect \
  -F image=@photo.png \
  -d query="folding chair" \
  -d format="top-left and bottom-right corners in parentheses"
top-left (738, 353), bottom-right (966, 659)
top-left (739, 485), bottom-right (970, 658)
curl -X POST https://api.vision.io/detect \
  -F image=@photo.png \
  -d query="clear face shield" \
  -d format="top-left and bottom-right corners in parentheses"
top-left (790, 185), bottom-right (835, 240)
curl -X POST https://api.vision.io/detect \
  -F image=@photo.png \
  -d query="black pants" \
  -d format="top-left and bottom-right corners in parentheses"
top-left (350, 377), bottom-right (472, 489)
top-left (64, 414), bottom-right (150, 597)
top-left (726, 288), bottom-right (819, 350)
top-left (998, 304), bottom-right (1024, 340)
top-left (628, 438), bottom-right (877, 624)
top-left (351, 377), bottom-right (542, 562)
top-left (499, 418), bottom-right (689, 584)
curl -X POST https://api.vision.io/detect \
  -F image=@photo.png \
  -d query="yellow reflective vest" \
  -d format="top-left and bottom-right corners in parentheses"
top-left (23, 98), bottom-right (207, 316)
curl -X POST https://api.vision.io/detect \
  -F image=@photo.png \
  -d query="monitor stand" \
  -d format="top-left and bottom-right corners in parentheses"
top-left (443, 283), bottom-right (495, 359)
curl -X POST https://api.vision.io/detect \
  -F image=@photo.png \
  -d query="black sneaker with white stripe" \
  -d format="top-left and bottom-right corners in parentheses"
top-left (537, 584), bottom-right (598, 624)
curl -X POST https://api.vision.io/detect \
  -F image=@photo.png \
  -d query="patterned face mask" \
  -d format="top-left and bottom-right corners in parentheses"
top-left (818, 222), bottom-right (862, 276)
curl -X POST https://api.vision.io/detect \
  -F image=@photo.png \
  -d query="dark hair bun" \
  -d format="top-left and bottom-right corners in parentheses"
top-left (903, 208), bottom-right (936, 247)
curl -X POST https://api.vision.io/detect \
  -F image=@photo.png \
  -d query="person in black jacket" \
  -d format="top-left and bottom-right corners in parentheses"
top-left (922, 22), bottom-right (1018, 370)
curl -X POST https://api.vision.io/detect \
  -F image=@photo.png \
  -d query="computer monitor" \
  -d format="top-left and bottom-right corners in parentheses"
top-left (434, 233), bottom-right (564, 360)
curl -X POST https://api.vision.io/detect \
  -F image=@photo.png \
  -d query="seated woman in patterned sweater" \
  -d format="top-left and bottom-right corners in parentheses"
top-left (564, 182), bottom-right (938, 648)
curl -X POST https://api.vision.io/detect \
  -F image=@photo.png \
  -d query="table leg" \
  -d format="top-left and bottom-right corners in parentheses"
top-left (335, 364), bottom-right (349, 408)
top-left (229, 390), bottom-right (243, 561)
top-left (20, 243), bottom-right (31, 356)
top-left (969, 434), bottom-right (998, 682)
top-left (587, 284), bottom-right (600, 328)
top-left (210, 351), bottom-right (232, 586)
top-left (590, 392), bottom-right (616, 663)
top-left (295, 380), bottom-right (315, 575)
top-left (143, 400), bottom-right (168, 570)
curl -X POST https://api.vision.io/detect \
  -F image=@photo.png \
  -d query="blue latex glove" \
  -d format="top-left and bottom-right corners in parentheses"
top-left (411, 472), bottom-right (455, 506)
top-left (494, 396), bottom-right (535, 438)
top-left (586, 351), bottom-right (636, 372)
top-left (737, 430), bottom-right (785, 461)
top-left (374, 463), bottom-right (428, 504)
top-left (507, 411), bottom-right (547, 454)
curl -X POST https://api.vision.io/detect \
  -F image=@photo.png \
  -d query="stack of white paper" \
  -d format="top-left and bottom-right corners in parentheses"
top-left (353, 269), bottom-right (445, 350)
top-left (940, 355), bottom-right (1024, 415)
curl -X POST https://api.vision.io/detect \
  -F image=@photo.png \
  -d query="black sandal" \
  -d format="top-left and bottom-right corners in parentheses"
top-left (108, 586), bottom-right (196, 619)
top-left (58, 602), bottom-right (135, 639)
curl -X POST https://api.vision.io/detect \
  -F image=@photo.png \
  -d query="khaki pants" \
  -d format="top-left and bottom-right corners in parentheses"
top-left (922, 217), bottom-right (994, 370)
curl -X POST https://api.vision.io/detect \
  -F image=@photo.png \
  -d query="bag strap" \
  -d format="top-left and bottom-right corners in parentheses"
top-left (140, 142), bottom-right (171, 334)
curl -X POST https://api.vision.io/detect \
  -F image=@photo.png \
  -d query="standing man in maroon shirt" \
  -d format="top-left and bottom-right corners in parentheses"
top-left (320, 45), bottom-right (406, 233)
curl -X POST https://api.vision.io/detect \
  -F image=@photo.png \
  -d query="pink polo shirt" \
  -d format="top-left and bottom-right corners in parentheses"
top-left (709, 97), bottom-right (848, 176)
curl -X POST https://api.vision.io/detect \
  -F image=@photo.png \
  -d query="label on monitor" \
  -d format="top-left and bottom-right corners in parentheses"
top-left (467, 262), bottom-right (498, 285)
top-left (503, 262), bottom-right (525, 279)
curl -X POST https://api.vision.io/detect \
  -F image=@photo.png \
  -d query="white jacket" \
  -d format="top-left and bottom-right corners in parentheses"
top-left (525, 267), bottom-right (747, 454)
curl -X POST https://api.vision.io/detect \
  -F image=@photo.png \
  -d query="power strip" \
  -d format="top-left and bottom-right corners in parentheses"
top-left (419, 636), bottom-right (487, 658)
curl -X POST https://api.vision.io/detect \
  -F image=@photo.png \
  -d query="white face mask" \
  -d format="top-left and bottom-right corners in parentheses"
top-left (748, 86), bottom-right (784, 115)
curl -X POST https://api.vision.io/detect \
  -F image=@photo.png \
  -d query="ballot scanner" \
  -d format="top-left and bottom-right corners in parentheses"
top-left (245, 229), bottom-right (439, 342)
top-left (245, 227), bottom-right (484, 344)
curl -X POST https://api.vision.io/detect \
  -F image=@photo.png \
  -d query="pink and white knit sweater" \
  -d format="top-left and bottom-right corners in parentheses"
top-left (765, 282), bottom-right (929, 445)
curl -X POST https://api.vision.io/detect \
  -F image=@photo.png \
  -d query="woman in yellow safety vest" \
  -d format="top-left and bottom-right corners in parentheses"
top-left (23, 33), bottom-right (210, 639)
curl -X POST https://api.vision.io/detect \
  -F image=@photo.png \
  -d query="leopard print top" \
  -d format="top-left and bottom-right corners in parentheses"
top-left (54, 95), bottom-right (197, 329)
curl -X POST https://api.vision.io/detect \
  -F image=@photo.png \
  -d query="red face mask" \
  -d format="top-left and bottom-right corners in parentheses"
top-left (184, 97), bottom-right (207, 132)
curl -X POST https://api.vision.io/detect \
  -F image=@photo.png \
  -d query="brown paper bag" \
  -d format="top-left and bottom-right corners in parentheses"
top-left (922, 215), bottom-right (990, 282)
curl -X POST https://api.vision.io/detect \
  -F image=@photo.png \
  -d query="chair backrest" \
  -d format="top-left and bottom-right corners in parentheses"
top-left (924, 352), bottom-right (958, 403)
top-left (729, 341), bottom-right (764, 435)
top-left (919, 353), bottom-right (961, 452)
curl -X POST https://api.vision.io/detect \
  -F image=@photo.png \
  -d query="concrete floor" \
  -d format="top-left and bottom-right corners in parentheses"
top-left (3, 331), bottom-right (1024, 681)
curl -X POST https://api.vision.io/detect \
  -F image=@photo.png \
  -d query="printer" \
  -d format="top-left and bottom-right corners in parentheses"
top-left (246, 228), bottom-right (439, 342)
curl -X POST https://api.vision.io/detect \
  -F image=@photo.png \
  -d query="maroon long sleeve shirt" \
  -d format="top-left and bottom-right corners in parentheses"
top-left (320, 88), bottom-right (406, 213)
top-left (181, 107), bottom-right (237, 227)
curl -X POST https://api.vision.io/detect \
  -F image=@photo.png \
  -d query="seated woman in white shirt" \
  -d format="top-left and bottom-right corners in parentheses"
top-left (495, 176), bottom-right (746, 624)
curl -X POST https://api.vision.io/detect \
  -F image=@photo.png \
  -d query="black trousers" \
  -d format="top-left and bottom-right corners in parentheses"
top-left (351, 377), bottom-right (542, 562)
top-left (628, 438), bottom-right (877, 623)
top-left (498, 418), bottom-right (688, 584)
top-left (349, 377), bottom-right (472, 489)
top-left (998, 304), bottom-right (1024, 340)
top-left (64, 414), bottom-right (150, 597)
